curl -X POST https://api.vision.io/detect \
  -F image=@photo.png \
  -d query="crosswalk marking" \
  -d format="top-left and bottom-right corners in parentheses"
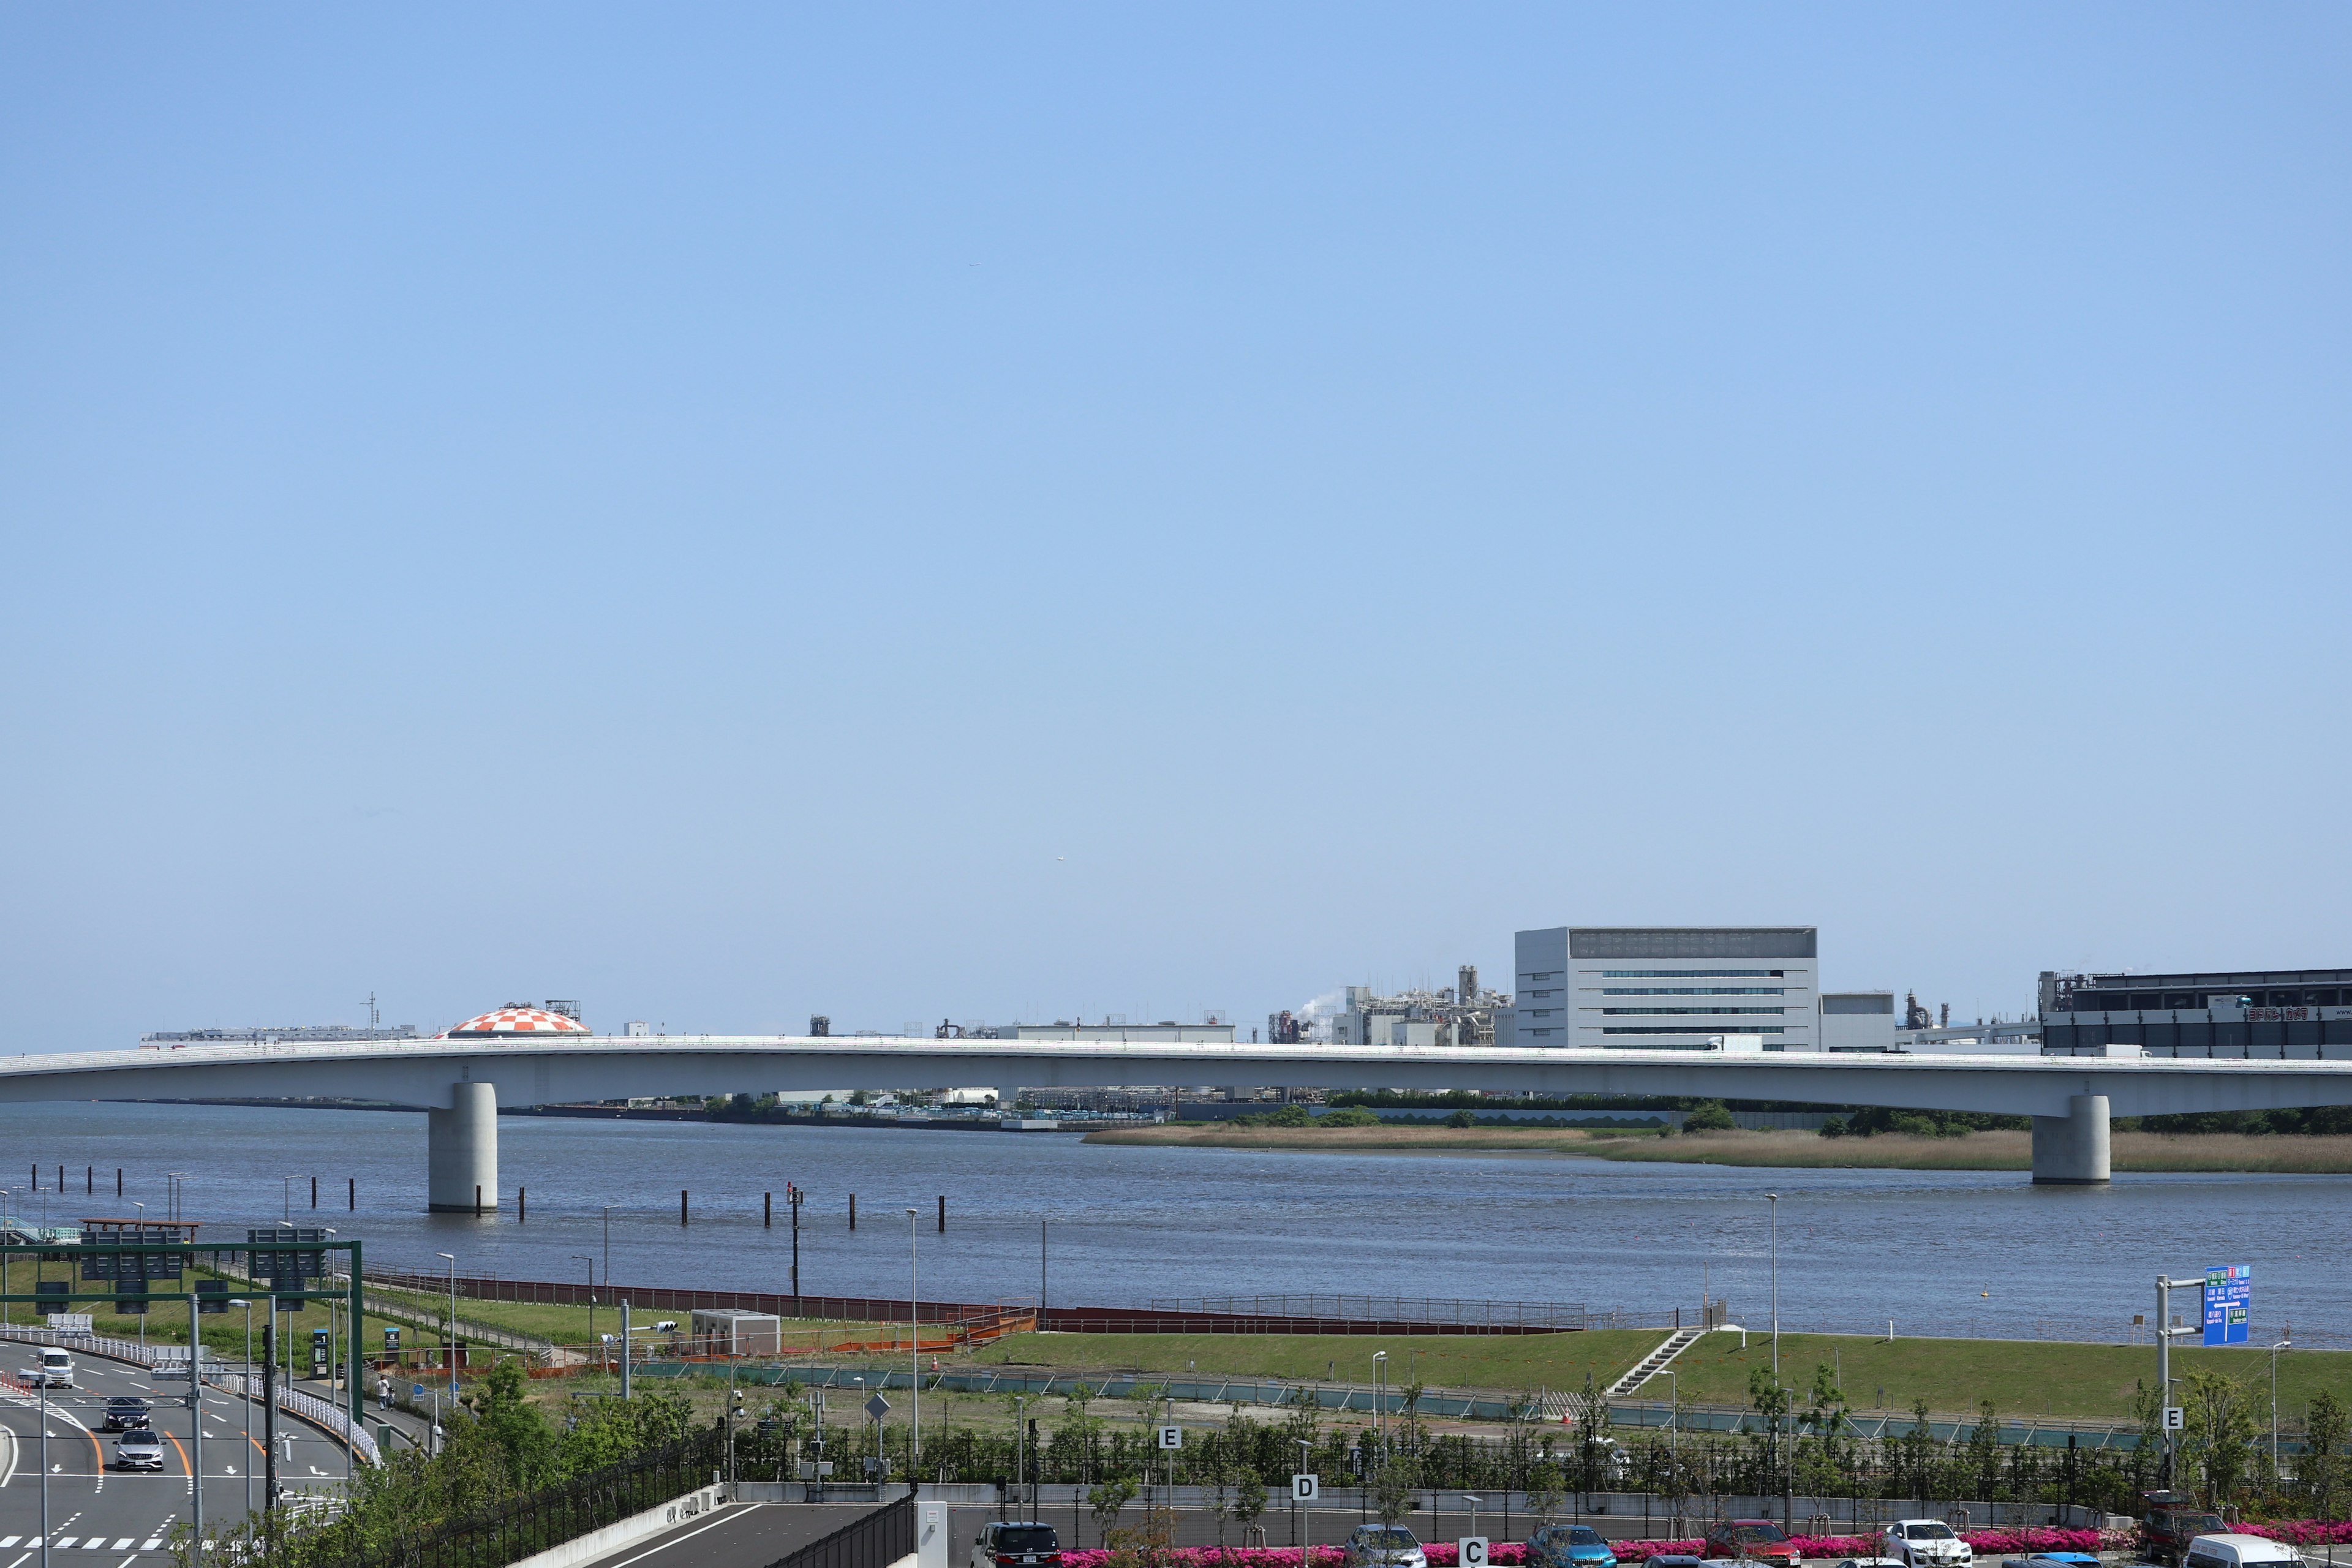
top-left (0, 1537), bottom-right (19, 1548)
top-left (141, 1542), bottom-right (162, 1551)
top-left (54, 1539), bottom-right (76, 1548)
top-left (114, 1540), bottom-right (134, 1550)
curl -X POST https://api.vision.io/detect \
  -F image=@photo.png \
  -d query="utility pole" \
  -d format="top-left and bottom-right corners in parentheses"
top-left (263, 1317), bottom-right (279, 1521)
top-left (2155, 1275), bottom-right (2201, 1488)
top-left (189, 1294), bottom-right (205, 1567)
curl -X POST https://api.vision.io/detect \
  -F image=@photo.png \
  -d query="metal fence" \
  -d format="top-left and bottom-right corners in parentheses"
top-left (320, 1427), bottom-right (725, 1568)
top-left (1143, 1295), bottom-right (1676, 1330)
top-left (762, 1493), bottom-right (913, 1568)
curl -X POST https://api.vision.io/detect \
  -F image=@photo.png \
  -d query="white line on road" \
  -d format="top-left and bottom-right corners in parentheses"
top-left (595, 1503), bottom-right (767, 1568)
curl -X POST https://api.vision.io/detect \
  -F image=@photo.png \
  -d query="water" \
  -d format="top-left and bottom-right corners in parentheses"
top-left (9, 1102), bottom-right (2348, 1342)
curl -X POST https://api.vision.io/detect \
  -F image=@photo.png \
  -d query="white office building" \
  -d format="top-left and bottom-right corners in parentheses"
top-left (1515, 926), bottom-right (1820, 1050)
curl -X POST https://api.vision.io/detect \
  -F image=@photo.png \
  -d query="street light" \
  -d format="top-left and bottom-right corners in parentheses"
top-left (1765, 1193), bottom-right (1781, 1382)
top-left (905, 1209), bottom-right (921, 1475)
top-left (1297, 1438), bottom-right (1313, 1560)
top-left (230, 1298), bottom-right (255, 1520)
top-left (572, 1256), bottom-right (596, 1360)
top-left (1372, 1351), bottom-right (1389, 1472)
top-left (436, 1253), bottom-right (458, 1393)
top-left (2271, 1339), bottom-right (2293, 1485)
top-left (601, 1205), bottom-right (617, 1290)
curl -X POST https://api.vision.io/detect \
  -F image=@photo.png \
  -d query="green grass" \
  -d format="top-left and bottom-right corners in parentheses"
top-left (970, 1329), bottom-right (1666, 1396)
top-left (963, 1327), bottom-right (2352, 1424)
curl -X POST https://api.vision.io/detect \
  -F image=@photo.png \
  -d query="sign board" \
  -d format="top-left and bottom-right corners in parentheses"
top-left (2204, 1264), bottom-right (2251, 1346)
top-left (1158, 1425), bottom-right (1183, 1450)
top-left (383, 1327), bottom-right (401, 1354)
top-left (1460, 1540), bottom-right (1491, 1568)
top-left (1292, 1474), bottom-right (1320, 1502)
top-left (412, 1382), bottom-right (426, 1400)
top-left (865, 1393), bottom-right (892, 1420)
top-left (2164, 1406), bottom-right (2185, 1431)
top-left (312, 1329), bottom-right (331, 1376)
top-left (45, 1313), bottom-right (92, 1333)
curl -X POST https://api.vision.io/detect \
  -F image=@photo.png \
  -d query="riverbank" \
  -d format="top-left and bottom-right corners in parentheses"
top-left (1082, 1123), bottom-right (2352, 1172)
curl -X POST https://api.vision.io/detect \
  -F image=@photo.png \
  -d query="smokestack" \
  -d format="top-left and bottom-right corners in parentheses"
top-left (1458, 965), bottom-right (1479, 1005)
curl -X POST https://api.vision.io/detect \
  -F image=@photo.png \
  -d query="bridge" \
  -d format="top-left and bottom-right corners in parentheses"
top-left (7, 1035), bottom-right (2352, 1199)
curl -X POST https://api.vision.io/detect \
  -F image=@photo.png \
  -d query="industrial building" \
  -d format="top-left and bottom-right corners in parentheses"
top-left (1513, 926), bottom-right (1820, 1050)
top-left (2040, 966), bottom-right (2352, 1056)
top-left (1319, 966), bottom-right (1513, 1049)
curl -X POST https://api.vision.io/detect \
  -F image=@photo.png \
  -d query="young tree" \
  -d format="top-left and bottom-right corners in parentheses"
top-left (1967, 1400), bottom-right (2002, 1504)
top-left (2302, 1391), bottom-right (2346, 1517)
top-left (1525, 1455), bottom-right (1567, 1524)
top-left (1089, 1477), bottom-right (1137, 1548)
top-left (1234, 1469), bottom-right (1269, 1548)
top-left (2181, 1368), bottom-right (2259, 1506)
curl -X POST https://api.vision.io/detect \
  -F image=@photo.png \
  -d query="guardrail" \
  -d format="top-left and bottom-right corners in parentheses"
top-left (0, 1322), bottom-right (379, 1464)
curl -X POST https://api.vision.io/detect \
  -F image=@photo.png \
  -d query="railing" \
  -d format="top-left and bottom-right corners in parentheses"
top-left (0, 1322), bottom-right (379, 1464)
top-left (1142, 1295), bottom-right (1675, 1331)
top-left (763, 1491), bottom-right (913, 1568)
top-left (314, 1427), bottom-right (725, 1568)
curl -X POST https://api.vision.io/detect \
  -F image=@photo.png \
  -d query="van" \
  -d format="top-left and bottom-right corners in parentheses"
top-left (2185, 1535), bottom-right (2304, 1568)
top-left (33, 1348), bottom-right (74, 1387)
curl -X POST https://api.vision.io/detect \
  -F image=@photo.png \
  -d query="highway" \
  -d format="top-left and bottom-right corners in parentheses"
top-left (0, 1343), bottom-right (357, 1564)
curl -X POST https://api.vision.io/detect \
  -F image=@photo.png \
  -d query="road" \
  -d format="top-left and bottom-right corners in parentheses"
top-left (0, 1343), bottom-right (358, 1564)
top-left (571, 1502), bottom-right (880, 1568)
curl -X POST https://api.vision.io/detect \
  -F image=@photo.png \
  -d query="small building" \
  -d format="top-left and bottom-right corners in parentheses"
top-left (689, 1309), bottom-right (781, 1357)
top-left (1819, 991), bottom-right (1896, 1052)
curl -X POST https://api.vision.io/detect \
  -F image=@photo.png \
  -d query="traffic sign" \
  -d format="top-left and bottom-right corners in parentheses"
top-left (2164, 1406), bottom-right (2185, 1430)
top-left (865, 1393), bottom-right (892, 1420)
top-left (1292, 1474), bottom-right (1320, 1502)
top-left (1460, 1540), bottom-right (1491, 1568)
top-left (1158, 1425), bottom-right (1183, 1450)
top-left (2204, 1264), bottom-right (2252, 1346)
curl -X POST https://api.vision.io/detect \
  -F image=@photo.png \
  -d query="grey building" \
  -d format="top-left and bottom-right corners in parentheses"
top-left (1516, 926), bottom-right (1820, 1050)
top-left (1819, 991), bottom-right (1896, 1052)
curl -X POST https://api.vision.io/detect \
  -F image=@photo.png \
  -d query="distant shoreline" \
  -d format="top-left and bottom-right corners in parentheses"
top-left (1082, 1123), bottom-right (2352, 1173)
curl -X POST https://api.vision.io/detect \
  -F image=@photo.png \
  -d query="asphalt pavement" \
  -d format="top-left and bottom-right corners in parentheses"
top-left (0, 1340), bottom-right (355, 1565)
top-left (571, 1501), bottom-right (884, 1568)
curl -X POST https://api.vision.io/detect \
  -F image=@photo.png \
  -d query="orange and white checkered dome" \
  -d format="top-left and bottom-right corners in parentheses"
top-left (440, 1005), bottom-right (591, 1037)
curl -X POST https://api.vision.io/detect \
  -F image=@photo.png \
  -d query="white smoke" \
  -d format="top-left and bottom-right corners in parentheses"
top-left (1294, 989), bottom-right (1349, 1042)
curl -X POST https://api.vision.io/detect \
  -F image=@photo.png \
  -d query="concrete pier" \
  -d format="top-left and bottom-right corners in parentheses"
top-left (428, 1080), bottom-right (499, 1212)
top-left (2030, 1092), bottom-right (2110, 1184)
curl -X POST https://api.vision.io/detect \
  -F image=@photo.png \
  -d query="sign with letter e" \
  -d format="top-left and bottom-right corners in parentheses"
top-left (1292, 1474), bottom-right (1320, 1502)
top-left (2163, 1406), bottom-right (2185, 1431)
top-left (1158, 1425), bottom-right (1183, 1450)
top-left (1460, 1540), bottom-right (1490, 1568)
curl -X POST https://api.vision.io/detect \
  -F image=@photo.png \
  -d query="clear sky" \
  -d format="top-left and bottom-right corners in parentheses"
top-left (4, 7), bottom-right (2346, 1049)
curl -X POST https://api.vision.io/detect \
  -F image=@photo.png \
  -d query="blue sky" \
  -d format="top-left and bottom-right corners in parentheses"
top-left (4, 7), bottom-right (2346, 1047)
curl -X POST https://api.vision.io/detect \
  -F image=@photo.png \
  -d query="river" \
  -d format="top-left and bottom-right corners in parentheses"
top-left (6, 1102), bottom-right (2345, 1343)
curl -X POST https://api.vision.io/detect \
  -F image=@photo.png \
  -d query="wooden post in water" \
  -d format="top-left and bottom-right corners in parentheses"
top-left (849, 1193), bottom-right (856, 1230)
top-left (518, 1187), bottom-right (526, 1223)
top-left (349, 1177), bottom-right (356, 1211)
top-left (311, 1175), bottom-right (318, 1209)
top-left (764, 1192), bottom-right (772, 1227)
top-left (680, 1189), bottom-right (689, 1226)
top-left (938, 1195), bottom-right (946, 1233)
top-left (474, 1183), bottom-right (483, 1216)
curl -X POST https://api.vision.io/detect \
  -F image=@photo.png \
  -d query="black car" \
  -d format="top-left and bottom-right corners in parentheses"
top-left (101, 1396), bottom-right (153, 1432)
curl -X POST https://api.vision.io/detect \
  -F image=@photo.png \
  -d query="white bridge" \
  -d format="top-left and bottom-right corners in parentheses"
top-left (8, 1035), bottom-right (2352, 1200)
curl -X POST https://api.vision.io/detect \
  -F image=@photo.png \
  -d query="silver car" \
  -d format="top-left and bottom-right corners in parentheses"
top-left (114, 1430), bottom-right (166, 1471)
top-left (1343, 1526), bottom-right (1428, 1568)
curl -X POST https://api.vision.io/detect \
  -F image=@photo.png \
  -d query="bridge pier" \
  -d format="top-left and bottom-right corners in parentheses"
top-left (428, 1080), bottom-right (499, 1213)
top-left (2030, 1093), bottom-right (2109, 1184)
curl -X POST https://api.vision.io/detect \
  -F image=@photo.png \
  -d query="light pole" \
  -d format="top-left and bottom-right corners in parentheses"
top-left (601, 1205), bottom-right (617, 1291)
top-left (282, 1176), bottom-right (295, 1226)
top-left (437, 1253), bottom-right (458, 1393)
top-left (40, 1372), bottom-right (50, 1568)
top-left (231, 1299), bottom-right (255, 1519)
top-left (906, 1209), bottom-right (921, 1475)
top-left (573, 1256), bottom-right (596, 1360)
top-left (188, 1291), bottom-right (205, 1568)
top-left (1373, 1351), bottom-right (1389, 1477)
top-left (2271, 1339), bottom-right (2293, 1486)
top-left (1298, 1439), bottom-right (1314, 1562)
top-left (1765, 1193), bottom-right (1781, 1382)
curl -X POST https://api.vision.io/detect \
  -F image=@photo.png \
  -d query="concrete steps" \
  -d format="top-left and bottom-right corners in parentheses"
top-left (1604, 1325), bottom-right (1706, 1397)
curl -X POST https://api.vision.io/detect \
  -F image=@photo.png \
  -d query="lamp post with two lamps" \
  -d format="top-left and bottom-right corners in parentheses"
top-left (437, 1252), bottom-right (459, 1394)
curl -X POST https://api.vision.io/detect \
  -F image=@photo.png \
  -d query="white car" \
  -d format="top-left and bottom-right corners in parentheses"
top-left (22, 1348), bottom-right (74, 1388)
top-left (1885, 1523), bottom-right (1972, 1568)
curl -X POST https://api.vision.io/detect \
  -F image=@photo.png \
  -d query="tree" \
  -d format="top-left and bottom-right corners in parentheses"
top-left (2180, 1368), bottom-right (2259, 1505)
top-left (1374, 1445), bottom-right (1422, 1528)
top-left (1524, 1455), bottom-right (1566, 1523)
top-left (1683, 1101), bottom-right (1736, 1132)
top-left (1967, 1400), bottom-right (2002, 1502)
top-left (1233, 1469), bottom-right (1268, 1547)
top-left (2302, 1391), bottom-right (2346, 1516)
top-left (1088, 1477), bottom-right (1137, 1547)
top-left (1446, 1110), bottom-right (1477, 1128)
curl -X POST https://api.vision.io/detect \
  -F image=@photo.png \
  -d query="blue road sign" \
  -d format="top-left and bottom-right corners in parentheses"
top-left (2204, 1263), bottom-right (2251, 1345)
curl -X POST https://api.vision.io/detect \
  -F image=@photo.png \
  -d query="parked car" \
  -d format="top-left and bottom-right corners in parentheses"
top-left (1529, 1525), bottom-right (1619, 1568)
top-left (971, 1522), bottom-right (1062, 1568)
top-left (2142, 1493), bottom-right (2228, 1568)
top-left (101, 1396), bottom-right (153, 1431)
top-left (21, 1348), bottom-right (75, 1388)
top-left (1882, 1521), bottom-right (1973, 1568)
top-left (2002, 1553), bottom-right (2101, 1568)
top-left (2185, 1535), bottom-right (2305, 1568)
top-left (1645, 1556), bottom-right (1705, 1568)
top-left (1834, 1559), bottom-right (1910, 1568)
top-left (113, 1430), bottom-right (166, 1471)
top-left (1343, 1525), bottom-right (1429, 1568)
top-left (1704, 1521), bottom-right (1799, 1565)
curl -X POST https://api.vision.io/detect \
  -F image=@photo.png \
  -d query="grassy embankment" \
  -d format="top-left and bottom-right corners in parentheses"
top-left (1086, 1123), bottom-right (2352, 1174)
top-left (973, 1327), bottom-right (2352, 1423)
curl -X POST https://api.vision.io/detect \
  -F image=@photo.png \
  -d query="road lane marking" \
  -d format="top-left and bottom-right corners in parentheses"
top-left (595, 1504), bottom-right (766, 1568)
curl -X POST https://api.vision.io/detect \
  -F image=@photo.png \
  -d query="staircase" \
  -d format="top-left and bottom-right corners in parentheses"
top-left (1605, 1325), bottom-right (1706, 1397)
